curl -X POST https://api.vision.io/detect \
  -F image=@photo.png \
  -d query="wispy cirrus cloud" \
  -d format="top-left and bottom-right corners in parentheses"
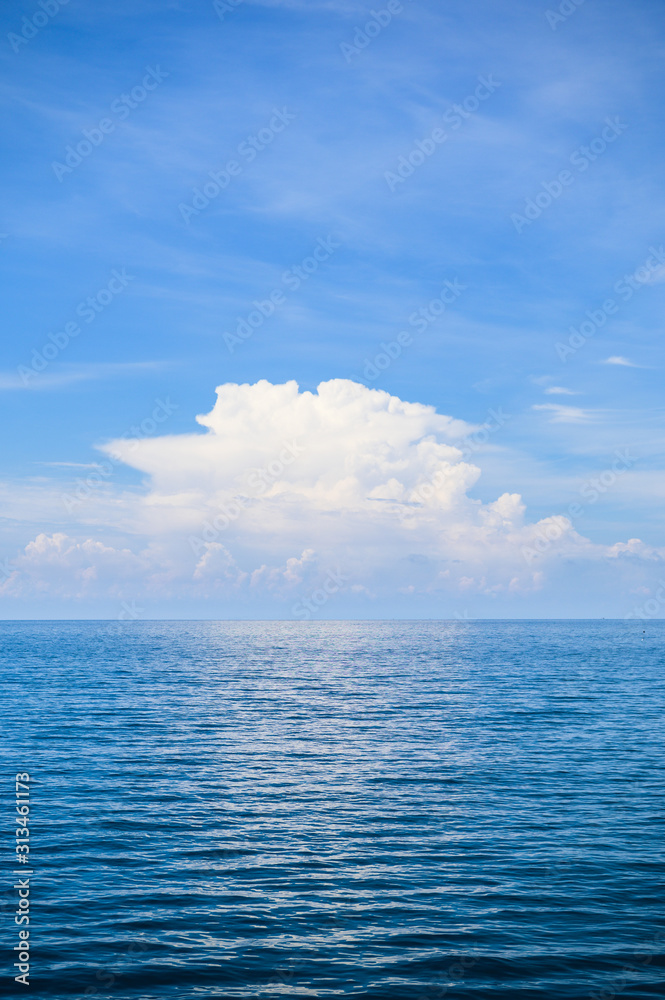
top-left (601, 356), bottom-right (640, 368)
top-left (0, 362), bottom-right (169, 391)
top-left (532, 403), bottom-right (594, 424)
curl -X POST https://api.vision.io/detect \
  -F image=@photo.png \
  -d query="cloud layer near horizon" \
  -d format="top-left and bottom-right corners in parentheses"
top-left (1, 379), bottom-right (663, 617)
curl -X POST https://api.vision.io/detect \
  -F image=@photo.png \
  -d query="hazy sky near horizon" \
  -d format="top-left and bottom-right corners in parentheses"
top-left (1, 0), bottom-right (665, 619)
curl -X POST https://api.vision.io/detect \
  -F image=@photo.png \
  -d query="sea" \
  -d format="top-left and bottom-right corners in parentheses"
top-left (1, 620), bottom-right (664, 999)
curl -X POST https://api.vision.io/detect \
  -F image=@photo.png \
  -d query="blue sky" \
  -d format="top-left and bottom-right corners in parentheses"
top-left (1, 0), bottom-right (665, 618)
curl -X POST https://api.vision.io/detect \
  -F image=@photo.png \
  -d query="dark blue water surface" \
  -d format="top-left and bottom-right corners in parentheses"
top-left (2, 620), bottom-right (664, 999)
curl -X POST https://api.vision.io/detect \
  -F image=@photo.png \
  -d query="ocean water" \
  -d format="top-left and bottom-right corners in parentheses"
top-left (2, 620), bottom-right (664, 999)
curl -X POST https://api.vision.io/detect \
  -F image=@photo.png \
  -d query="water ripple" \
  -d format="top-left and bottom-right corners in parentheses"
top-left (1, 620), bottom-right (664, 998)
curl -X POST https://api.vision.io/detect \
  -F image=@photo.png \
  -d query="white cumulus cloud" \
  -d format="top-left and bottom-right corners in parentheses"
top-left (1, 379), bottom-right (663, 616)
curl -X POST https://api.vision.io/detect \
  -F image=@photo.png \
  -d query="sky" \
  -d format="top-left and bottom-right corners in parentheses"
top-left (1, 0), bottom-right (665, 619)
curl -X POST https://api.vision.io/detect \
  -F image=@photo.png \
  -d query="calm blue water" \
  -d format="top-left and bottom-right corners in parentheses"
top-left (2, 620), bottom-right (664, 999)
